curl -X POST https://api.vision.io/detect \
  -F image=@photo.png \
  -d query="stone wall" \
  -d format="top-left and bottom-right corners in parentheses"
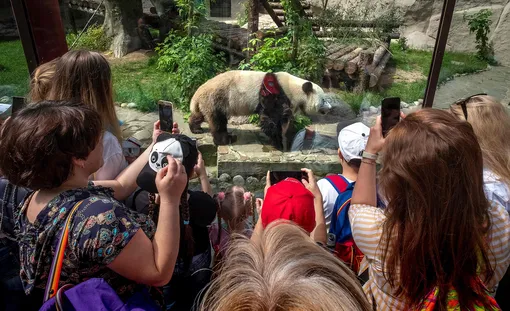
top-left (307, 0), bottom-right (510, 66)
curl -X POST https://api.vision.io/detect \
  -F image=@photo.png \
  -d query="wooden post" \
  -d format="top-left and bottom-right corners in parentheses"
top-left (354, 50), bottom-right (372, 93)
top-left (247, 0), bottom-right (259, 35)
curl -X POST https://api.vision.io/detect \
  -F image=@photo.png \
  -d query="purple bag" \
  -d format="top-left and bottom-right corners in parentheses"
top-left (39, 278), bottom-right (160, 311)
top-left (39, 202), bottom-right (160, 311)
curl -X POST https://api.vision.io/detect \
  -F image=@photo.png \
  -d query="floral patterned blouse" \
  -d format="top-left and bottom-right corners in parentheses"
top-left (15, 185), bottom-right (156, 301)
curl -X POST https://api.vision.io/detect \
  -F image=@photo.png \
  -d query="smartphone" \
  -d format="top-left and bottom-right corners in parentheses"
top-left (270, 171), bottom-right (308, 185)
top-left (12, 96), bottom-right (26, 114)
top-left (158, 100), bottom-right (173, 132)
top-left (381, 97), bottom-right (401, 137)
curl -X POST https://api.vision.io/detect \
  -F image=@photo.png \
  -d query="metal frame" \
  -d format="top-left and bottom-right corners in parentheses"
top-left (422, 0), bottom-right (457, 108)
top-left (10, 0), bottom-right (68, 75)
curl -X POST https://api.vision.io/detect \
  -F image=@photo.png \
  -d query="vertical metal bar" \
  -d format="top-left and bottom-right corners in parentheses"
top-left (10, 0), bottom-right (38, 74)
top-left (10, 0), bottom-right (68, 75)
top-left (422, 0), bottom-right (457, 108)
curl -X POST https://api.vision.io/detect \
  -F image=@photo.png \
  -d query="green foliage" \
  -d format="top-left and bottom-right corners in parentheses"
top-left (464, 9), bottom-right (495, 63)
top-left (294, 114), bottom-right (312, 131)
top-left (240, 31), bottom-right (325, 82)
top-left (397, 37), bottom-right (408, 51)
top-left (0, 40), bottom-right (29, 97)
top-left (175, 0), bottom-right (206, 34)
top-left (156, 32), bottom-right (227, 111)
top-left (66, 24), bottom-right (112, 51)
top-left (236, 2), bottom-right (249, 26)
top-left (112, 57), bottom-right (178, 112)
top-left (248, 114), bottom-right (260, 124)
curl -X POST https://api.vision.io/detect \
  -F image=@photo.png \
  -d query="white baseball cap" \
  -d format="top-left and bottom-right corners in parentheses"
top-left (338, 122), bottom-right (370, 162)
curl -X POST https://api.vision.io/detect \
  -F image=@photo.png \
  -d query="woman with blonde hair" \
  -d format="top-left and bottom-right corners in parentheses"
top-left (47, 50), bottom-right (125, 180)
top-left (450, 95), bottom-right (510, 212)
top-left (350, 109), bottom-right (510, 310)
top-left (200, 222), bottom-right (371, 311)
top-left (28, 58), bottom-right (58, 102)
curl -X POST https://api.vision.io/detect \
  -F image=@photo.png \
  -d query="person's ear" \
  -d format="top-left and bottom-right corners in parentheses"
top-left (72, 158), bottom-right (86, 169)
top-left (337, 149), bottom-right (344, 162)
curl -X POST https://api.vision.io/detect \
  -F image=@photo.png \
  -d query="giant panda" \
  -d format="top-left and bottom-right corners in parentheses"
top-left (188, 70), bottom-right (331, 146)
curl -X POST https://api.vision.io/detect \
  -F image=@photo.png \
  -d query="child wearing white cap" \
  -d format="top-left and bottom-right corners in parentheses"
top-left (317, 122), bottom-right (370, 229)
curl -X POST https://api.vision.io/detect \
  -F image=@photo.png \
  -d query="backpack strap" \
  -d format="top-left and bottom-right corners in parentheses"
top-left (325, 174), bottom-right (350, 194)
top-left (43, 200), bottom-right (84, 302)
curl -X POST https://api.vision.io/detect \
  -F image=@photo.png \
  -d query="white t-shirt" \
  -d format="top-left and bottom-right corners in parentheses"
top-left (484, 168), bottom-right (510, 213)
top-left (94, 131), bottom-right (128, 180)
top-left (317, 175), bottom-right (354, 230)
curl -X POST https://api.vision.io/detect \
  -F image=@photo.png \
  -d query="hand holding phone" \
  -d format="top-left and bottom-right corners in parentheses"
top-left (158, 100), bottom-right (173, 132)
top-left (381, 97), bottom-right (400, 137)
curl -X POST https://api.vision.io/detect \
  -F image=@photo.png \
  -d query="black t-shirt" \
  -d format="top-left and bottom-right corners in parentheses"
top-left (188, 190), bottom-right (216, 254)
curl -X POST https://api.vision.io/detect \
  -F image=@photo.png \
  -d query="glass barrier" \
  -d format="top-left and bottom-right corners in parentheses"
top-left (431, 1), bottom-right (510, 109)
top-left (0, 3), bottom-right (29, 116)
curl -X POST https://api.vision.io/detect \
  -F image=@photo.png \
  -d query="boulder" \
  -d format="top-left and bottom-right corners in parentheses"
top-left (426, 5), bottom-right (503, 53)
top-left (233, 175), bottom-right (245, 186)
top-left (491, 2), bottom-right (510, 66)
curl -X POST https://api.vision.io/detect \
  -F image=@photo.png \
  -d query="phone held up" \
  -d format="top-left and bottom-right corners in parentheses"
top-left (270, 171), bottom-right (308, 185)
top-left (381, 97), bottom-right (401, 137)
top-left (158, 100), bottom-right (173, 132)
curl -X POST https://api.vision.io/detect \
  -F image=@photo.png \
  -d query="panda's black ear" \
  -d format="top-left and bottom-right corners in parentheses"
top-left (302, 82), bottom-right (314, 95)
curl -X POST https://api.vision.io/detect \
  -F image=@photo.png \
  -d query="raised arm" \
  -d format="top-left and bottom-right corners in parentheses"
top-left (107, 156), bottom-right (187, 286)
top-left (351, 116), bottom-right (384, 207)
top-left (302, 168), bottom-right (327, 245)
top-left (194, 152), bottom-right (212, 196)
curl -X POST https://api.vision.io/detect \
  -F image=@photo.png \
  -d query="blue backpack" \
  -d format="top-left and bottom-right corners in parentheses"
top-left (325, 175), bottom-right (364, 273)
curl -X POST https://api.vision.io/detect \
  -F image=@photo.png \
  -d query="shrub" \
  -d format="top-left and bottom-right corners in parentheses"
top-left (66, 24), bottom-right (112, 51)
top-left (464, 9), bottom-right (495, 63)
top-left (156, 32), bottom-right (227, 111)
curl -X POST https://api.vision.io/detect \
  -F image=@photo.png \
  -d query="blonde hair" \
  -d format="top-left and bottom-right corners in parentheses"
top-left (200, 222), bottom-right (371, 311)
top-left (28, 58), bottom-right (58, 102)
top-left (450, 95), bottom-right (510, 186)
top-left (47, 50), bottom-right (122, 143)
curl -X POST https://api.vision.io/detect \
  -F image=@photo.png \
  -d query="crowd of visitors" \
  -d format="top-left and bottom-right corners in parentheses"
top-left (0, 49), bottom-right (509, 311)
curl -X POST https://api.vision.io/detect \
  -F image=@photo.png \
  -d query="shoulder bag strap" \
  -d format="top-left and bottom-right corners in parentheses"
top-left (43, 200), bottom-right (85, 302)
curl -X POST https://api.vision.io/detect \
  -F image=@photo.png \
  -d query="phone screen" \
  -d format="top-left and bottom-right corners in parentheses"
top-left (158, 100), bottom-right (173, 132)
top-left (270, 171), bottom-right (308, 185)
top-left (381, 97), bottom-right (400, 137)
top-left (12, 96), bottom-right (25, 114)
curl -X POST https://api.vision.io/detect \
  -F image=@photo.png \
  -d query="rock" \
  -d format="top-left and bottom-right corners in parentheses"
top-left (413, 101), bottom-right (420, 106)
top-left (401, 102), bottom-right (409, 109)
top-left (426, 6), bottom-right (503, 53)
top-left (369, 106), bottom-right (379, 114)
top-left (418, 99), bottom-right (424, 105)
top-left (246, 176), bottom-right (259, 186)
top-left (219, 173), bottom-right (231, 182)
top-left (127, 102), bottom-right (138, 109)
top-left (209, 178), bottom-right (219, 185)
top-left (121, 103), bottom-right (128, 108)
top-left (232, 175), bottom-right (245, 186)
top-left (0, 96), bottom-right (9, 103)
top-left (229, 116), bottom-right (251, 125)
top-left (491, 2), bottom-right (510, 66)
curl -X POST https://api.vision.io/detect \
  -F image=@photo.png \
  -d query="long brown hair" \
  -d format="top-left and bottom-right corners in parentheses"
top-left (379, 109), bottom-right (494, 310)
top-left (47, 50), bottom-right (122, 143)
top-left (450, 95), bottom-right (510, 186)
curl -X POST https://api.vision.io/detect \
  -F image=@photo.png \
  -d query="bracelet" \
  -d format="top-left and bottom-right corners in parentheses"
top-left (362, 151), bottom-right (378, 160)
top-left (361, 159), bottom-right (376, 165)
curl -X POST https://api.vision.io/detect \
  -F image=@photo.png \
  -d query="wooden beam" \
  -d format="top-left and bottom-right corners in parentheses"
top-left (260, 0), bottom-right (284, 27)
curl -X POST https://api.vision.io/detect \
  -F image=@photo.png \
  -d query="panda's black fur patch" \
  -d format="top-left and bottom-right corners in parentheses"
top-left (257, 73), bottom-right (296, 151)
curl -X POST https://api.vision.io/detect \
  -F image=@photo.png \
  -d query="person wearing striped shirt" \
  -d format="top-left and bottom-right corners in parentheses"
top-left (349, 110), bottom-right (510, 311)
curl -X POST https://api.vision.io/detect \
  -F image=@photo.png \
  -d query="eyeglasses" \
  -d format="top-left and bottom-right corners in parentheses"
top-left (452, 93), bottom-right (487, 120)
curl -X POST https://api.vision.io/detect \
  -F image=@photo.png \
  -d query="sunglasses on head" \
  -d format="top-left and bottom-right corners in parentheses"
top-left (452, 93), bottom-right (487, 120)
